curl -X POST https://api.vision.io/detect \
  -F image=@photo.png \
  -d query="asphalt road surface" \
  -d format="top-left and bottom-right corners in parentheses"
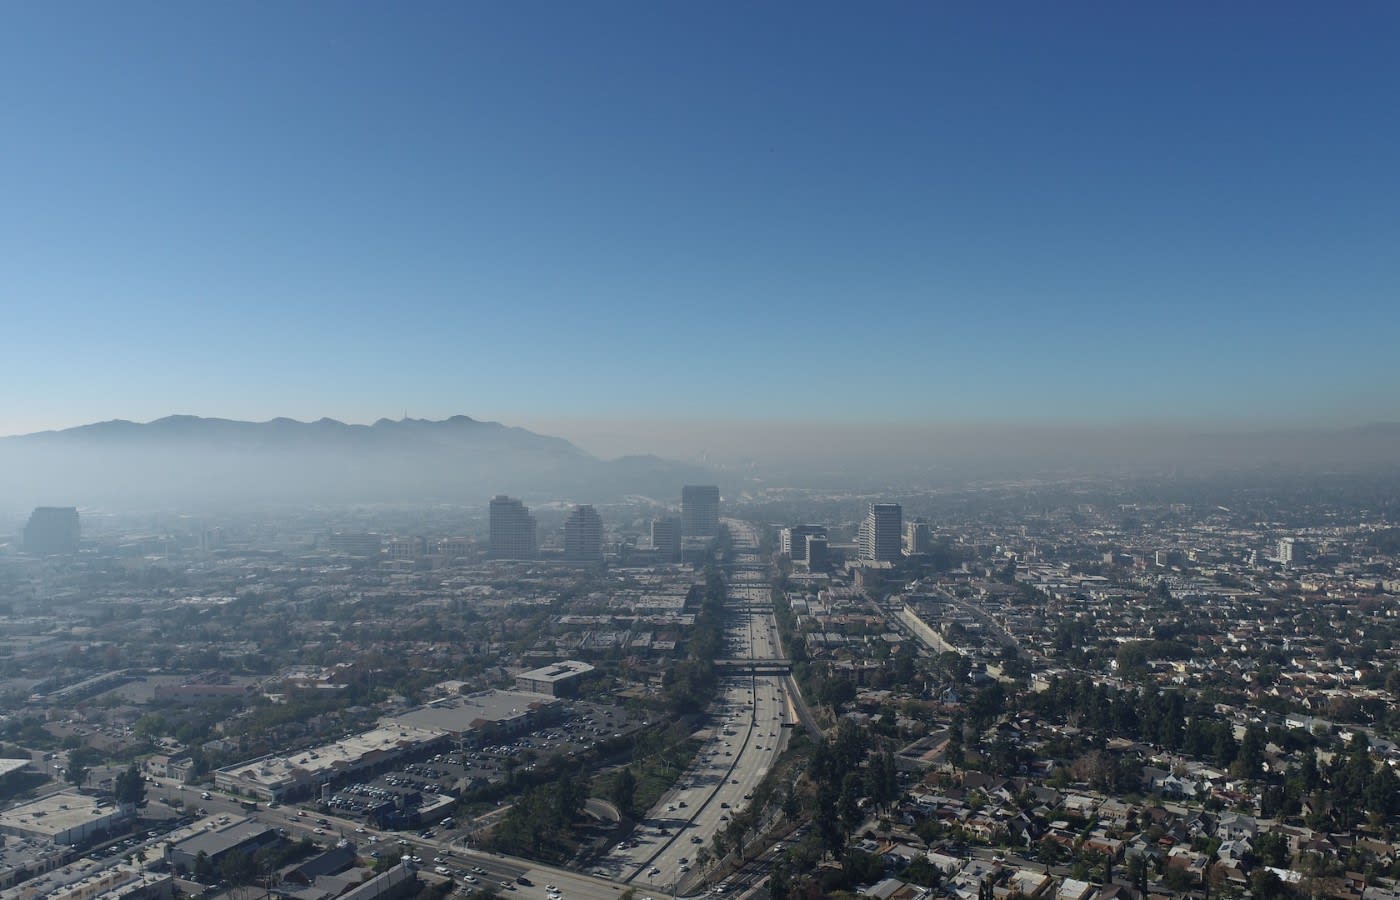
top-left (598, 520), bottom-right (792, 895)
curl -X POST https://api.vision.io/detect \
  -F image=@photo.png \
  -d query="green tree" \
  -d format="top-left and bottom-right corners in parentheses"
top-left (609, 767), bottom-right (637, 818)
top-left (115, 763), bottom-right (146, 808)
top-left (219, 849), bottom-right (257, 894)
top-left (1233, 724), bottom-right (1266, 780)
top-left (1250, 867), bottom-right (1289, 900)
top-left (769, 860), bottom-right (793, 900)
top-left (64, 753), bottom-right (90, 788)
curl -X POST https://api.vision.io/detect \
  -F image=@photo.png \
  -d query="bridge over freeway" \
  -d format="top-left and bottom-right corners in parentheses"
top-left (714, 658), bottom-right (793, 674)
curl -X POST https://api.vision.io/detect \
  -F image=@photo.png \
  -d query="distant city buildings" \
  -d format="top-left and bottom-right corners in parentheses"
top-left (23, 507), bottom-right (79, 555)
top-left (1277, 537), bottom-right (1306, 567)
top-left (327, 532), bottom-right (382, 557)
top-left (436, 537), bottom-right (472, 558)
top-left (386, 536), bottom-right (428, 560)
top-left (858, 502), bottom-right (903, 562)
top-left (562, 504), bottom-right (603, 562)
top-left (680, 485), bottom-right (720, 537)
top-left (489, 495), bottom-right (537, 559)
top-left (904, 517), bottom-right (931, 556)
top-left (781, 525), bottom-right (827, 563)
top-left (650, 517), bottom-right (681, 562)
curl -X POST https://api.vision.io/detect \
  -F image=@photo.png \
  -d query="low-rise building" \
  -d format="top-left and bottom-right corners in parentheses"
top-left (215, 723), bottom-right (449, 801)
top-left (514, 660), bottom-right (596, 697)
top-left (167, 815), bottom-right (278, 874)
top-left (0, 790), bottom-right (130, 846)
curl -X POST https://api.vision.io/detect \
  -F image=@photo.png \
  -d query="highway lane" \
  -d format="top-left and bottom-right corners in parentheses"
top-left (162, 520), bottom-right (791, 900)
top-left (601, 521), bottom-right (792, 894)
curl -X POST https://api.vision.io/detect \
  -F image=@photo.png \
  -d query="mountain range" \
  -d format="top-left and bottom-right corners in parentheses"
top-left (0, 415), bottom-right (709, 511)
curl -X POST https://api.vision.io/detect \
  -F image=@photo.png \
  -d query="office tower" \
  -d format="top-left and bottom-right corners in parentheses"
top-left (23, 507), bottom-right (80, 555)
top-left (1277, 537), bottom-right (1304, 567)
top-left (781, 524), bottom-right (827, 563)
top-left (563, 505), bottom-right (603, 562)
top-left (904, 518), bottom-right (931, 556)
top-left (681, 485), bottom-right (720, 537)
top-left (387, 536), bottom-right (428, 560)
top-left (489, 495), bottom-right (537, 559)
top-left (805, 535), bottom-right (829, 570)
top-left (858, 502), bottom-right (903, 562)
top-left (327, 532), bottom-right (383, 556)
top-left (436, 537), bottom-right (471, 558)
top-left (651, 517), bottom-right (681, 562)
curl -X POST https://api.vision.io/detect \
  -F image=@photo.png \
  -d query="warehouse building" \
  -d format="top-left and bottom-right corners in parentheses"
top-left (0, 790), bottom-right (130, 846)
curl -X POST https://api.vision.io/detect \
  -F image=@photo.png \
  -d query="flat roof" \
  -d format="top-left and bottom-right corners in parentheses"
top-left (172, 816), bottom-right (275, 857)
top-left (221, 722), bottom-right (448, 788)
top-left (0, 758), bottom-right (30, 777)
top-left (7, 860), bottom-right (169, 900)
top-left (0, 790), bottom-right (116, 837)
top-left (516, 660), bottom-right (595, 682)
top-left (388, 689), bottom-right (558, 734)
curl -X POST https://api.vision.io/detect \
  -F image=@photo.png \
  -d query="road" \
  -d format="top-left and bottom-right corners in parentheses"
top-left (937, 589), bottom-right (1040, 664)
top-left (596, 520), bottom-right (792, 896)
top-left (150, 520), bottom-right (796, 900)
top-left (152, 775), bottom-right (635, 900)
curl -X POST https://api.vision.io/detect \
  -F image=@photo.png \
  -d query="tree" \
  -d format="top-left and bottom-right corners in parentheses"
top-left (133, 713), bottom-right (166, 742)
top-left (609, 767), bottom-right (637, 818)
top-left (115, 763), bottom-right (145, 808)
top-left (220, 849), bottom-right (257, 897)
top-left (1125, 852), bottom-right (1150, 896)
top-left (1250, 867), bottom-right (1288, 900)
top-left (1232, 724), bottom-right (1266, 780)
top-left (782, 786), bottom-right (802, 821)
top-left (64, 753), bottom-right (90, 788)
top-left (770, 860), bottom-right (793, 900)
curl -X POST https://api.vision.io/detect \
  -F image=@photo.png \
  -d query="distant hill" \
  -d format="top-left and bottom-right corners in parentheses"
top-left (0, 415), bottom-right (708, 511)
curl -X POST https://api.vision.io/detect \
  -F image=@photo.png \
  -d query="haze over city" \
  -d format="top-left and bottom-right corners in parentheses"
top-left (4, 2), bottom-right (1399, 454)
top-left (5, 9), bottom-right (1400, 900)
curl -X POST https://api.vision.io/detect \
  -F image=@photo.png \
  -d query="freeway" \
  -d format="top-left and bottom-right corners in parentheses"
top-left (597, 520), bottom-right (793, 895)
top-left (162, 520), bottom-right (800, 900)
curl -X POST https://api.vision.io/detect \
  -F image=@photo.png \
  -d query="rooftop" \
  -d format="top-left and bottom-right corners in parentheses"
top-left (517, 660), bottom-right (596, 683)
top-left (0, 790), bottom-right (120, 838)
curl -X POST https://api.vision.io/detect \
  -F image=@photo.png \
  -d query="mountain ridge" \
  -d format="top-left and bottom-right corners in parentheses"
top-left (0, 414), bottom-right (706, 511)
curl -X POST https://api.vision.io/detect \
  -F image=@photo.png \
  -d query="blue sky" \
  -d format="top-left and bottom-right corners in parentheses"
top-left (2, 2), bottom-right (1397, 441)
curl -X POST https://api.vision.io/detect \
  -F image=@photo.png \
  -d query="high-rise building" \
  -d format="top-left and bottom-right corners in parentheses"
top-left (858, 502), bottom-right (903, 562)
top-left (387, 536), bottom-right (428, 560)
top-left (651, 517), bottom-right (681, 562)
top-left (781, 524), bottom-right (827, 563)
top-left (563, 505), bottom-right (603, 562)
top-left (489, 495), bottom-right (537, 560)
top-left (681, 485), bottom-right (720, 537)
top-left (23, 507), bottom-right (80, 555)
top-left (327, 532), bottom-right (382, 556)
top-left (805, 535), bottom-right (829, 570)
top-left (436, 537), bottom-right (472, 558)
top-left (904, 518), bottom-right (931, 556)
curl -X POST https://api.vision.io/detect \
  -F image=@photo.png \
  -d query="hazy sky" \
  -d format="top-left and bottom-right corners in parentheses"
top-left (3, 2), bottom-right (1398, 438)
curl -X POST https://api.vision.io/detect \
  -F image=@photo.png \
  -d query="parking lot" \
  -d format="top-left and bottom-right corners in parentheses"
top-left (320, 701), bottom-right (649, 830)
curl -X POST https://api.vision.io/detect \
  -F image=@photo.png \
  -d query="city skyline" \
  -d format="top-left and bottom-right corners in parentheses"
top-left (3, 3), bottom-right (1399, 436)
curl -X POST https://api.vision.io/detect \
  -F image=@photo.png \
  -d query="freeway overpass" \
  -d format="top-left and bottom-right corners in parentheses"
top-left (713, 658), bottom-right (792, 675)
